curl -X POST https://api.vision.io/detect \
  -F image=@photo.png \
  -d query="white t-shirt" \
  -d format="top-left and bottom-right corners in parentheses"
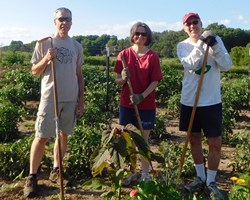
top-left (31, 35), bottom-right (84, 102)
top-left (177, 36), bottom-right (232, 107)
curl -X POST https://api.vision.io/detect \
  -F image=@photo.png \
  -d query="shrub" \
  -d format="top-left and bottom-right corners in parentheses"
top-left (0, 68), bottom-right (40, 105)
top-left (156, 65), bottom-right (182, 105)
top-left (0, 97), bottom-right (22, 141)
top-left (221, 76), bottom-right (249, 134)
top-left (65, 124), bottom-right (102, 179)
top-left (159, 141), bottom-right (196, 179)
top-left (228, 129), bottom-right (250, 173)
top-left (0, 136), bottom-right (33, 178)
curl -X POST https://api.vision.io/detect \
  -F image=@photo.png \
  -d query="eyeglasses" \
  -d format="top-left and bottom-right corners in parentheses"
top-left (57, 17), bottom-right (72, 22)
top-left (135, 32), bottom-right (147, 37)
top-left (185, 20), bottom-right (199, 27)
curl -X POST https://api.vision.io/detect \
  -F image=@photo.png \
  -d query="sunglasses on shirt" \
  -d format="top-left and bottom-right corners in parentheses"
top-left (135, 32), bottom-right (147, 37)
top-left (57, 17), bottom-right (72, 22)
top-left (185, 20), bottom-right (199, 27)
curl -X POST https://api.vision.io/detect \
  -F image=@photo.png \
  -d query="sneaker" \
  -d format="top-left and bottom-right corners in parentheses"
top-left (139, 173), bottom-right (151, 182)
top-left (184, 177), bottom-right (205, 193)
top-left (206, 182), bottom-right (224, 200)
top-left (49, 168), bottom-right (60, 183)
top-left (49, 168), bottom-right (69, 187)
top-left (23, 176), bottom-right (38, 198)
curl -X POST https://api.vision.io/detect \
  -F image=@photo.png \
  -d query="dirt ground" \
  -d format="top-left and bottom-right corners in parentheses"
top-left (0, 108), bottom-right (249, 200)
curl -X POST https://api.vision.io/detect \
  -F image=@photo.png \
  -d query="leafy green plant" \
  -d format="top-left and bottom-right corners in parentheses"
top-left (125, 179), bottom-right (182, 200)
top-left (229, 174), bottom-right (250, 200)
top-left (90, 124), bottom-right (164, 199)
top-left (65, 124), bottom-right (102, 179)
top-left (228, 129), bottom-right (250, 173)
top-left (167, 92), bottom-right (181, 118)
top-left (156, 64), bottom-right (182, 105)
top-left (221, 76), bottom-right (249, 135)
top-left (159, 141), bottom-right (197, 179)
top-left (0, 68), bottom-right (40, 105)
top-left (91, 124), bottom-right (164, 177)
top-left (0, 136), bottom-right (33, 178)
top-left (150, 114), bottom-right (168, 140)
top-left (0, 97), bottom-right (22, 141)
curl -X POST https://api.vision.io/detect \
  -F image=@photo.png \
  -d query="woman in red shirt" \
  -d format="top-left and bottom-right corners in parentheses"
top-left (114, 22), bottom-right (162, 182)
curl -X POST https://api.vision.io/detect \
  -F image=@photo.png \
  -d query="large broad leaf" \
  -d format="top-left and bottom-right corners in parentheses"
top-left (113, 134), bottom-right (127, 157)
top-left (124, 124), bottom-right (165, 164)
top-left (92, 149), bottom-right (110, 177)
top-left (122, 131), bottom-right (137, 170)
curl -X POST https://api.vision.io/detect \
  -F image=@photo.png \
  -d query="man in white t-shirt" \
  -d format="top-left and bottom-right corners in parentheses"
top-left (177, 12), bottom-right (232, 200)
top-left (24, 7), bottom-right (84, 198)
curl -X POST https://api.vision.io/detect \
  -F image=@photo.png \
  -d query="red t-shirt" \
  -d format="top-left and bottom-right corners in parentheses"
top-left (114, 47), bottom-right (162, 109)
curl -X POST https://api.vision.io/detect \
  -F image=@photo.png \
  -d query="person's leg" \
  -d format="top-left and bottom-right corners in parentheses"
top-left (24, 137), bottom-right (48, 198)
top-left (29, 137), bottom-right (48, 174)
top-left (53, 132), bottom-right (68, 168)
top-left (190, 132), bottom-right (206, 182)
top-left (206, 136), bottom-right (222, 185)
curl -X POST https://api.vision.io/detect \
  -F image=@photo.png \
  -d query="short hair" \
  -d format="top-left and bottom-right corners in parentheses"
top-left (130, 22), bottom-right (152, 46)
top-left (54, 7), bottom-right (72, 18)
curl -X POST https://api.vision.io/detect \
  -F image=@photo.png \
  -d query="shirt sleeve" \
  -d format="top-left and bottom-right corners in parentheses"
top-left (177, 40), bottom-right (205, 71)
top-left (211, 36), bottom-right (232, 71)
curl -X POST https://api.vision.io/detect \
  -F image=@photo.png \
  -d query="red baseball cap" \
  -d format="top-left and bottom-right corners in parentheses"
top-left (183, 12), bottom-right (200, 24)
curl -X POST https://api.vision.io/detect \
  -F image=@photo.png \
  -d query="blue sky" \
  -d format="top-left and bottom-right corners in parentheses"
top-left (0, 0), bottom-right (250, 46)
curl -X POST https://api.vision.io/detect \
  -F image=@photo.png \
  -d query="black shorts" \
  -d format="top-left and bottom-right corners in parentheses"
top-left (179, 103), bottom-right (222, 137)
top-left (119, 105), bottom-right (156, 130)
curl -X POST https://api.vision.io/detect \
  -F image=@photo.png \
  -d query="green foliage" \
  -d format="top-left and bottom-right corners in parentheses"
top-left (0, 68), bottom-right (40, 105)
top-left (126, 179), bottom-right (182, 200)
top-left (229, 174), bottom-right (250, 200)
top-left (230, 45), bottom-right (249, 66)
top-left (167, 93), bottom-right (181, 118)
top-left (150, 114), bottom-right (168, 140)
top-left (228, 130), bottom-right (250, 173)
top-left (0, 136), bottom-right (33, 178)
top-left (91, 125), bottom-right (164, 177)
top-left (2, 51), bottom-right (25, 66)
top-left (83, 65), bottom-right (119, 120)
top-left (221, 75), bottom-right (249, 134)
top-left (0, 97), bottom-right (22, 141)
top-left (101, 168), bottom-right (125, 200)
top-left (159, 141), bottom-right (196, 178)
top-left (156, 64), bottom-right (182, 105)
top-left (66, 124), bottom-right (102, 179)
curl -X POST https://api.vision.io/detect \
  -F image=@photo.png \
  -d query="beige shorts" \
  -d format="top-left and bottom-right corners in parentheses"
top-left (35, 101), bottom-right (77, 138)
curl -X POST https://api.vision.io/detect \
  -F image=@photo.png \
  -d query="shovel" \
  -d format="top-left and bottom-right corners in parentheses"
top-left (38, 36), bottom-right (64, 199)
top-left (177, 44), bottom-right (210, 179)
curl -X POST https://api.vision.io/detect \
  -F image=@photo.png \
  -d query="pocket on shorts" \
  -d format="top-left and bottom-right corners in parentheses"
top-left (35, 112), bottom-right (47, 132)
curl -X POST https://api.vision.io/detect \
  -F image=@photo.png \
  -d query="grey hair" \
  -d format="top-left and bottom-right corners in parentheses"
top-left (54, 7), bottom-right (72, 17)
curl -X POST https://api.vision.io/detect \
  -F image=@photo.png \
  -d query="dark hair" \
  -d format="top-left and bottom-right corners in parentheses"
top-left (55, 7), bottom-right (72, 17)
top-left (130, 22), bottom-right (152, 46)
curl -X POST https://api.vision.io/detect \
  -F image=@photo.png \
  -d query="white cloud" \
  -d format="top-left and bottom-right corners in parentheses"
top-left (237, 15), bottom-right (244, 21)
top-left (0, 27), bottom-right (35, 46)
top-left (220, 19), bottom-right (231, 25)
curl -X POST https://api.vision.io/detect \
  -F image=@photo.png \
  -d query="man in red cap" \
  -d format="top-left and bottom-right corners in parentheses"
top-left (177, 12), bottom-right (232, 200)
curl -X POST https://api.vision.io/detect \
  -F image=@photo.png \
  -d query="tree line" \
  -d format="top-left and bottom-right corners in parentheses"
top-left (2, 23), bottom-right (250, 65)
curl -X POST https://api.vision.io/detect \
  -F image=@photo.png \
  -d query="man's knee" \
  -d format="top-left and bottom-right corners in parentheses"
top-left (208, 137), bottom-right (222, 151)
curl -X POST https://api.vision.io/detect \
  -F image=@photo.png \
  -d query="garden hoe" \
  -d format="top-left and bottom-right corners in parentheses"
top-left (121, 55), bottom-right (154, 171)
top-left (38, 36), bottom-right (64, 199)
top-left (177, 44), bottom-right (210, 180)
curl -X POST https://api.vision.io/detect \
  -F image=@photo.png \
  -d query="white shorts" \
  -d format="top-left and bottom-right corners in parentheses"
top-left (35, 101), bottom-right (77, 138)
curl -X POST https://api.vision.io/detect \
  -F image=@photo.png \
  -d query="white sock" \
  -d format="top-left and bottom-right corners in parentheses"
top-left (195, 163), bottom-right (206, 182)
top-left (206, 169), bottom-right (217, 186)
